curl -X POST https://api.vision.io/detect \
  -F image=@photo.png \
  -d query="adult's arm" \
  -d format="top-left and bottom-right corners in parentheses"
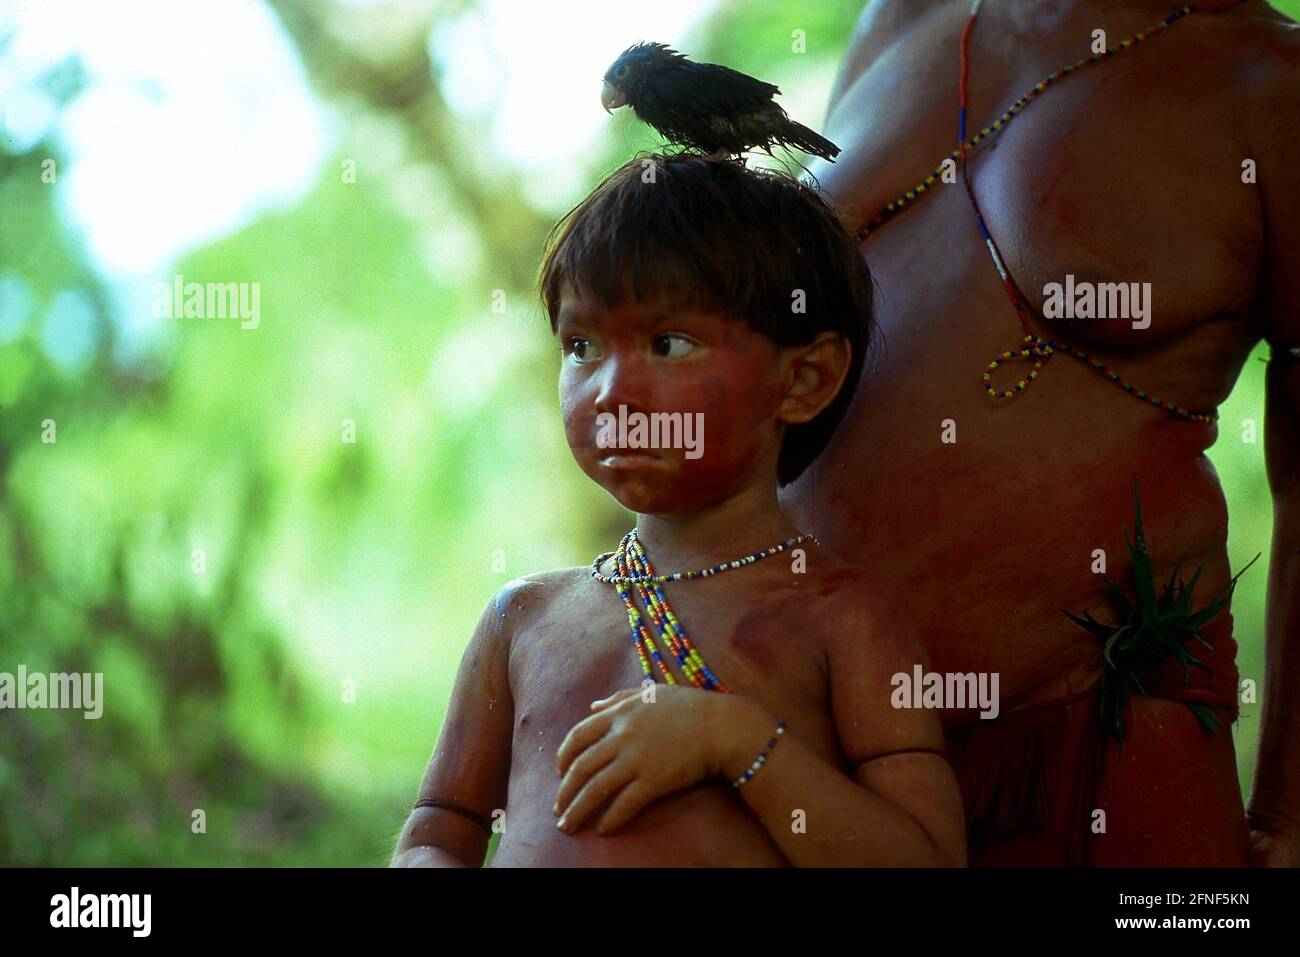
top-left (1245, 18), bottom-right (1300, 868)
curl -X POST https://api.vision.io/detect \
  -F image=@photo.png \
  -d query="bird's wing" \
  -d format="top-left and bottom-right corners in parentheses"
top-left (654, 61), bottom-right (783, 117)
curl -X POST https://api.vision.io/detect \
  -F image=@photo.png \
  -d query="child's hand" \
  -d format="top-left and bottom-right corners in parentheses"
top-left (553, 683), bottom-right (730, 835)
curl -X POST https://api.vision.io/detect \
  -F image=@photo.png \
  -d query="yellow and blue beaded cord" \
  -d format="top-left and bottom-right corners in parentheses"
top-left (591, 528), bottom-right (819, 693)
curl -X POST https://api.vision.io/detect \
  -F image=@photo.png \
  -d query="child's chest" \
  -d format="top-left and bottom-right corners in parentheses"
top-left (504, 580), bottom-right (839, 772)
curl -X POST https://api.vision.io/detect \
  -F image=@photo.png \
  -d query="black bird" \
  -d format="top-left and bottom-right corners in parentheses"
top-left (600, 41), bottom-right (840, 163)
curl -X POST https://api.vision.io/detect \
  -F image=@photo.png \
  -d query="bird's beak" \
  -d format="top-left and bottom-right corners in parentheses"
top-left (600, 81), bottom-right (627, 114)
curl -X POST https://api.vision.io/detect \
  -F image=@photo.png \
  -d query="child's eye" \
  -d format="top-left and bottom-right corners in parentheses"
top-left (652, 334), bottom-right (694, 359)
top-left (565, 337), bottom-right (600, 363)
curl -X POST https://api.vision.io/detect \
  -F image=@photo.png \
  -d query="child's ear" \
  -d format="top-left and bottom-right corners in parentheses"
top-left (779, 331), bottom-right (852, 425)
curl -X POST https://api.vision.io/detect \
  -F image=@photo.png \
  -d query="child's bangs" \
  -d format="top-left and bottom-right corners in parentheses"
top-left (540, 157), bottom-right (768, 328)
top-left (558, 220), bottom-right (739, 323)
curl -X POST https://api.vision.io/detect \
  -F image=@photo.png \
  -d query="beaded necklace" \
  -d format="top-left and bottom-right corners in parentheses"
top-left (591, 529), bottom-right (817, 689)
top-left (857, 0), bottom-right (1247, 423)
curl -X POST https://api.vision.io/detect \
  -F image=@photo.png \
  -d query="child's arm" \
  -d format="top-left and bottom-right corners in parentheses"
top-left (390, 582), bottom-right (519, 867)
top-left (717, 582), bottom-right (967, 866)
top-left (554, 577), bottom-right (968, 864)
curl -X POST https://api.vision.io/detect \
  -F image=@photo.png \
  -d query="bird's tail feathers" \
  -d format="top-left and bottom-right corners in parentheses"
top-left (781, 120), bottom-right (841, 162)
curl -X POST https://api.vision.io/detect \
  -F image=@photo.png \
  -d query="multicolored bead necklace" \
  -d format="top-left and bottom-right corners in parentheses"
top-left (857, 0), bottom-right (1247, 424)
top-left (590, 529), bottom-right (811, 787)
top-left (590, 529), bottom-right (817, 689)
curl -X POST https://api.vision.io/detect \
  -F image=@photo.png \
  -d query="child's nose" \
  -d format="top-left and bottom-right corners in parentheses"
top-left (593, 354), bottom-right (653, 415)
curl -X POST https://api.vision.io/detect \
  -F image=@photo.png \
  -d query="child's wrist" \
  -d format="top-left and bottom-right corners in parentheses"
top-left (713, 695), bottom-right (780, 782)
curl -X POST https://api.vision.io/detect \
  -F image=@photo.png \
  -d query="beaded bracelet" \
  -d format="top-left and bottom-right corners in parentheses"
top-left (731, 719), bottom-right (787, 788)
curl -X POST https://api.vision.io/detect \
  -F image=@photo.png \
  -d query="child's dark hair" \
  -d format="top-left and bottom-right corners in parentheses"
top-left (537, 152), bottom-right (875, 487)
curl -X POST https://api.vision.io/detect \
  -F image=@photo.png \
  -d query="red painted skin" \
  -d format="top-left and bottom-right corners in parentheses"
top-left (557, 286), bottom-right (789, 516)
top-left (391, 283), bottom-right (968, 867)
top-left (777, 0), bottom-right (1300, 865)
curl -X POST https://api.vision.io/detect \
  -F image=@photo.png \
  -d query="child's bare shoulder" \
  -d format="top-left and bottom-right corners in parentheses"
top-left (804, 552), bottom-right (929, 673)
top-left (484, 566), bottom-right (597, 638)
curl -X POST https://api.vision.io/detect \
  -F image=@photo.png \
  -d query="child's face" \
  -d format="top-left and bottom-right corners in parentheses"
top-left (555, 281), bottom-right (789, 514)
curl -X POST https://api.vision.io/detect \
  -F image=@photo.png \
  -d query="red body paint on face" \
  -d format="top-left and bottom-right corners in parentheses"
top-left (556, 283), bottom-right (788, 514)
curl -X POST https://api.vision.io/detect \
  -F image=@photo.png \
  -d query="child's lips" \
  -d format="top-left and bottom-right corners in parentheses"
top-left (598, 450), bottom-right (666, 470)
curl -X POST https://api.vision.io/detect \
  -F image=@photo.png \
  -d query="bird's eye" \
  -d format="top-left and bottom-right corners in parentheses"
top-left (652, 334), bottom-right (694, 359)
top-left (565, 337), bottom-right (600, 363)
top-left (615, 64), bottom-right (630, 78)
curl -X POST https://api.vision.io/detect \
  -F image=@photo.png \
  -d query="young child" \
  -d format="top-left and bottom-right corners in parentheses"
top-left (391, 154), bottom-right (967, 867)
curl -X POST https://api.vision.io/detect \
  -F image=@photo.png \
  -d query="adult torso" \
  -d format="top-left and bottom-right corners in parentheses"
top-left (781, 0), bottom-right (1269, 721)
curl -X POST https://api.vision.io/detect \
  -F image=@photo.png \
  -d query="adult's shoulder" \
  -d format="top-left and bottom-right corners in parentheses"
top-left (848, 0), bottom-right (946, 42)
top-left (827, 0), bottom-right (951, 111)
